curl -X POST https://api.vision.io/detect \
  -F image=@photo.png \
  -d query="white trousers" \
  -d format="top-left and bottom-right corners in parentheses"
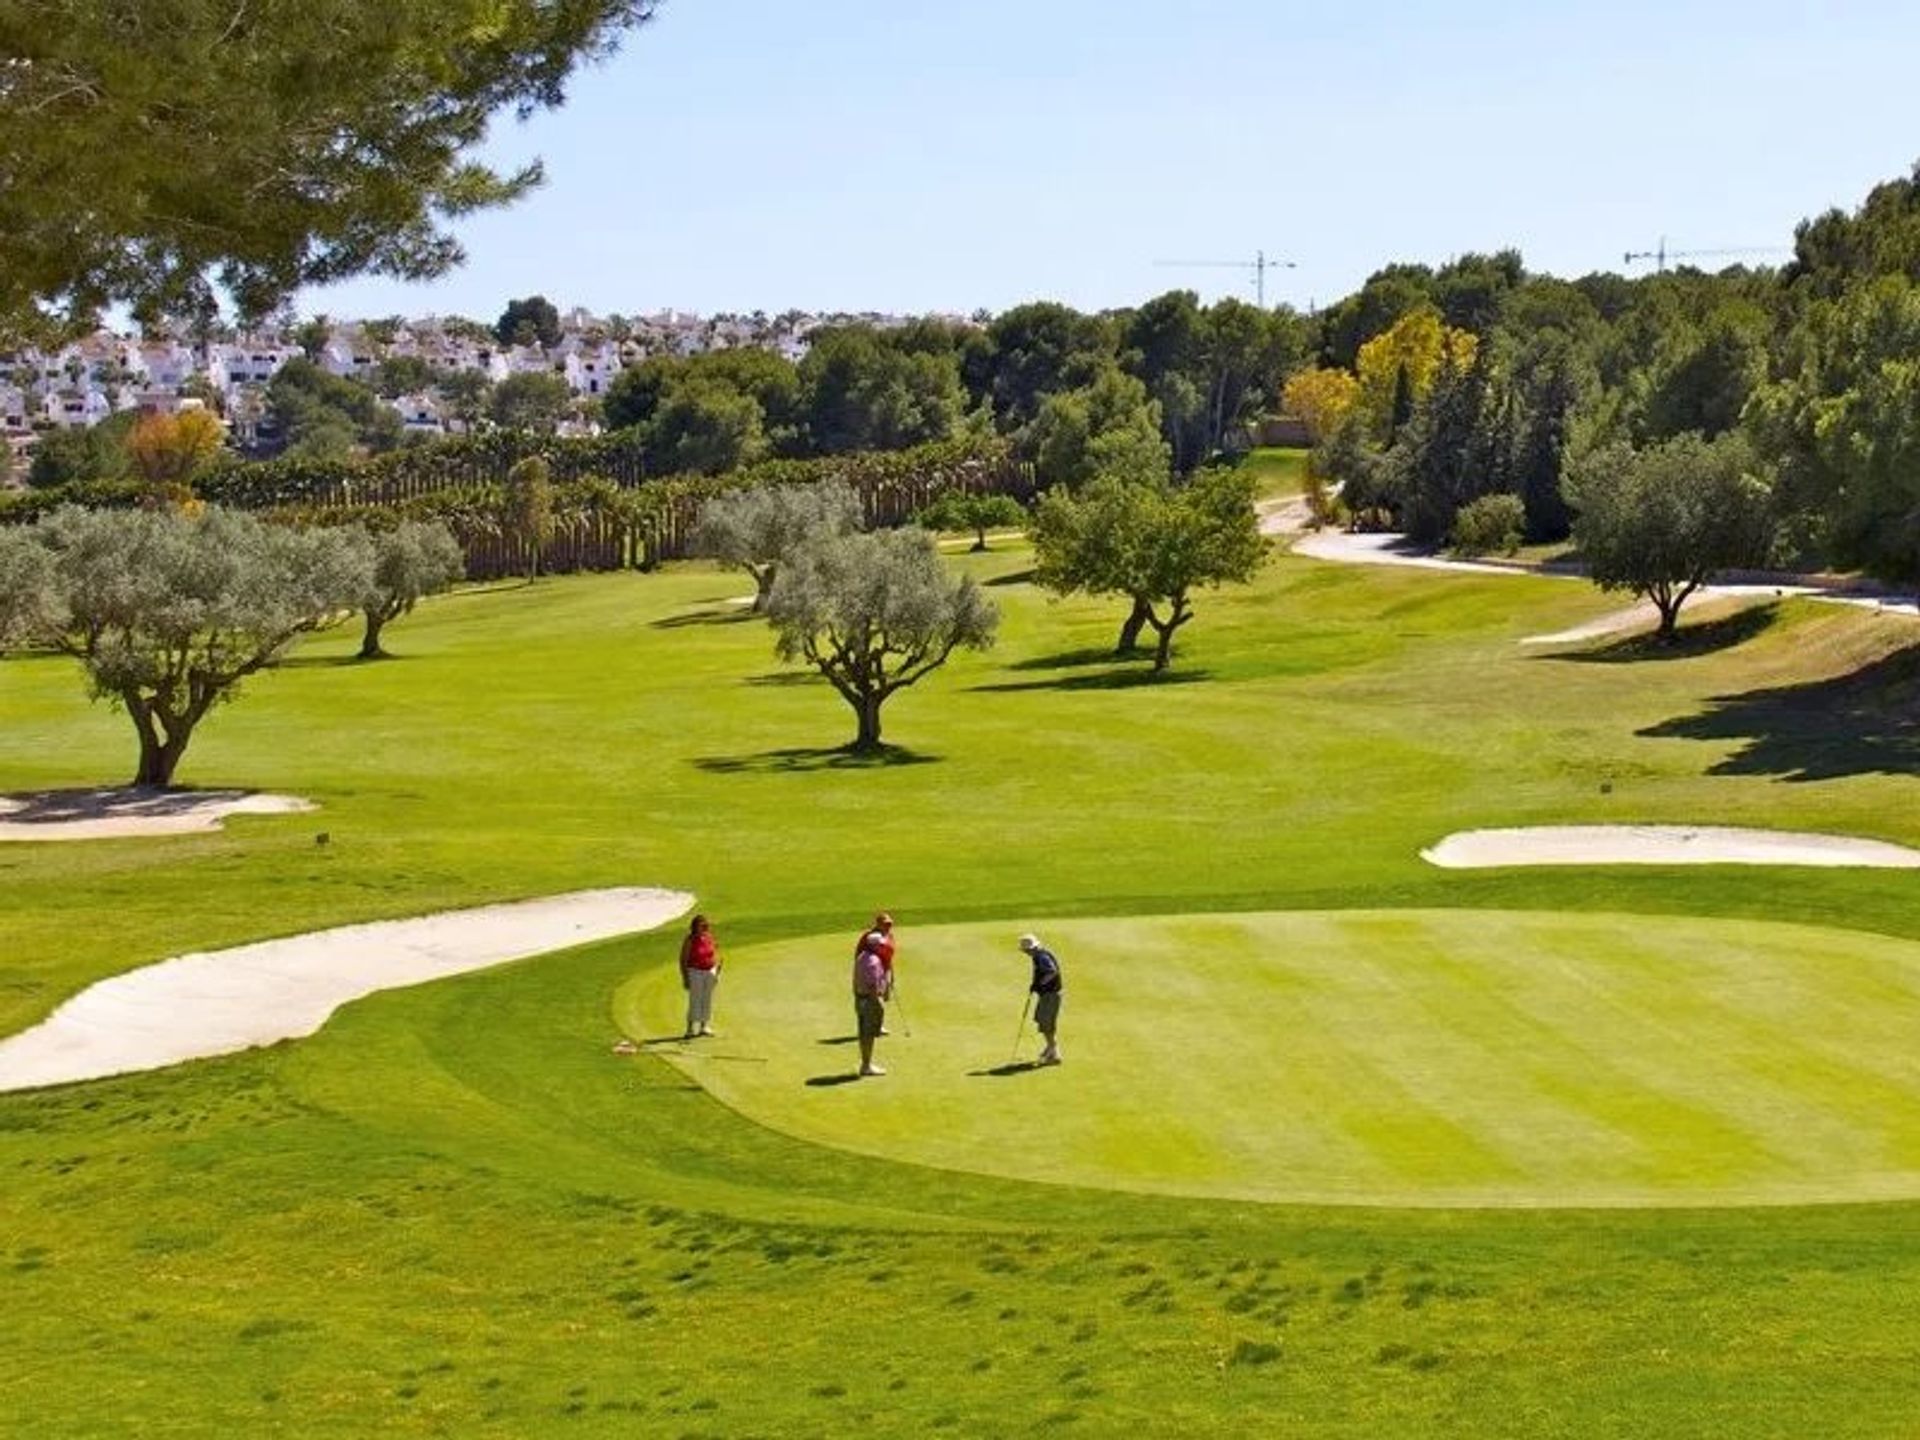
top-left (685, 968), bottom-right (718, 1033)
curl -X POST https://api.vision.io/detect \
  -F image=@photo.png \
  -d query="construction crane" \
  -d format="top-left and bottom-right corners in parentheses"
top-left (1152, 249), bottom-right (1296, 307)
top-left (1622, 239), bottom-right (1787, 272)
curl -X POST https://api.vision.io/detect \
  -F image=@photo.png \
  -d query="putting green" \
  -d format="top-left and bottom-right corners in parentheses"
top-left (622, 909), bottom-right (1920, 1208)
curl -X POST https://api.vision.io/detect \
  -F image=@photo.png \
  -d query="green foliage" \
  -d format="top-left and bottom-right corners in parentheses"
top-left (693, 481), bottom-right (862, 611)
top-left (371, 355), bottom-right (443, 399)
top-left (488, 372), bottom-right (574, 434)
top-left (1033, 467), bottom-right (1264, 670)
top-left (604, 348), bottom-right (803, 452)
top-left (267, 358), bottom-right (401, 460)
top-left (1787, 162), bottom-right (1920, 297)
top-left (503, 456), bottom-right (555, 580)
top-left (1121, 291), bottom-right (1311, 471)
top-left (1449, 493), bottom-right (1526, 557)
top-left (0, 506), bottom-right (371, 783)
top-left (985, 302), bottom-right (1115, 430)
top-left (645, 381), bottom-right (769, 476)
top-left (1568, 432), bottom-right (1774, 638)
top-left (1024, 366), bottom-right (1168, 491)
top-left (1751, 274), bottom-right (1920, 585)
top-left (25, 412), bottom-right (134, 489)
top-left (767, 527), bottom-right (998, 749)
top-left (915, 491), bottom-right (1027, 550)
top-left (798, 326), bottom-right (966, 454)
top-left (0, 5), bottom-right (656, 340)
top-left (493, 295), bottom-right (563, 349)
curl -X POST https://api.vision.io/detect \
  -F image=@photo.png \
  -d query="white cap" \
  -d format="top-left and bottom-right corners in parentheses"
top-left (1018, 933), bottom-right (1041, 952)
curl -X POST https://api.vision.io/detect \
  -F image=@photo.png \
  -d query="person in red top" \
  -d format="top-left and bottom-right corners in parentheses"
top-left (679, 914), bottom-right (720, 1039)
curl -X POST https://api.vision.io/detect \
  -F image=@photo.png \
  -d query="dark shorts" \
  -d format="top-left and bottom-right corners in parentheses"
top-left (855, 992), bottom-right (886, 1040)
top-left (1035, 990), bottom-right (1062, 1033)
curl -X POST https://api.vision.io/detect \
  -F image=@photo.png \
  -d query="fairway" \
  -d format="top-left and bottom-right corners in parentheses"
top-left (629, 909), bottom-right (1920, 1208)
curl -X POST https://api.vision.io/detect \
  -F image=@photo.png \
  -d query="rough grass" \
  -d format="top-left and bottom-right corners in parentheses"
top-left (6, 544), bottom-right (1920, 1434)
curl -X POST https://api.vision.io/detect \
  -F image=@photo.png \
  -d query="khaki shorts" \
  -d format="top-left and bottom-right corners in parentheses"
top-left (854, 992), bottom-right (886, 1040)
top-left (1035, 990), bottom-right (1062, 1034)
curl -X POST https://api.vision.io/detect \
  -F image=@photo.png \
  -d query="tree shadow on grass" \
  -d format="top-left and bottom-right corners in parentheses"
top-left (1640, 639), bottom-right (1920, 781)
top-left (1005, 646), bottom-right (1128, 673)
top-left (984, 568), bottom-right (1038, 588)
top-left (744, 671), bottom-right (820, 687)
top-left (973, 667), bottom-right (1212, 694)
top-left (650, 605), bottom-right (759, 630)
top-left (1540, 604), bottom-right (1781, 665)
top-left (692, 744), bottom-right (939, 774)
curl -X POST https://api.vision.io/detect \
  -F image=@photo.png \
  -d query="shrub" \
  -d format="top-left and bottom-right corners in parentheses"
top-left (1449, 493), bottom-right (1526, 557)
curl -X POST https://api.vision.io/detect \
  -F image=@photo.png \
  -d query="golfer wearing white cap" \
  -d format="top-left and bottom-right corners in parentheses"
top-left (1018, 934), bottom-right (1063, 1065)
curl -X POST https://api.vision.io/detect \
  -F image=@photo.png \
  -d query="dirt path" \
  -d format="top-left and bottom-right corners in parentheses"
top-left (1282, 527), bottom-right (1919, 641)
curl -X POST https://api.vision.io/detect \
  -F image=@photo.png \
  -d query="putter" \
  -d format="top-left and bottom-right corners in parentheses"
top-left (1010, 992), bottom-right (1033, 1063)
top-left (891, 982), bottom-right (914, 1039)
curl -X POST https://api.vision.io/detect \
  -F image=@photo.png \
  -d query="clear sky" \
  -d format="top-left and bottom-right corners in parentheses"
top-left (308, 0), bottom-right (1920, 322)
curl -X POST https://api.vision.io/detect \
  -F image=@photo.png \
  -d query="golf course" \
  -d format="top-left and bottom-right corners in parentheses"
top-left (7, 531), bottom-right (1920, 1435)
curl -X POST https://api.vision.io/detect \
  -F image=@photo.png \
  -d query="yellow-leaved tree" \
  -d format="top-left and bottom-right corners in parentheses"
top-left (1354, 306), bottom-right (1478, 440)
top-left (128, 409), bottom-right (226, 509)
top-left (1281, 367), bottom-right (1361, 446)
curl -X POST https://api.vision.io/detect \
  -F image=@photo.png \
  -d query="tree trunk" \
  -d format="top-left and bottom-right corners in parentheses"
top-left (1153, 622), bottom-right (1176, 672)
top-left (972, 524), bottom-right (989, 552)
top-left (752, 566), bottom-right (776, 613)
top-left (851, 691), bottom-right (885, 752)
top-left (358, 609), bottom-right (388, 660)
top-left (129, 705), bottom-right (191, 788)
top-left (1115, 596), bottom-right (1151, 655)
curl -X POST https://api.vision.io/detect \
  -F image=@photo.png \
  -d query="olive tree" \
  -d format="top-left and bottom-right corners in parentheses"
top-left (1033, 469), bottom-right (1265, 671)
top-left (767, 529), bottom-right (998, 752)
top-left (915, 491), bottom-right (1027, 551)
top-left (692, 481), bottom-right (862, 612)
top-left (0, 507), bottom-right (372, 787)
top-left (357, 521), bottom-right (466, 659)
top-left (1568, 432), bottom-right (1774, 640)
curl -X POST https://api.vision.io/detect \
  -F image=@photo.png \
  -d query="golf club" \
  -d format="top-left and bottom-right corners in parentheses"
top-left (1010, 992), bottom-right (1033, 1063)
top-left (890, 980), bottom-right (914, 1038)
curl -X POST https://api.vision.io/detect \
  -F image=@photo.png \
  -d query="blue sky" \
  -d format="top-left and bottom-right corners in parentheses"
top-left (309, 0), bottom-right (1920, 321)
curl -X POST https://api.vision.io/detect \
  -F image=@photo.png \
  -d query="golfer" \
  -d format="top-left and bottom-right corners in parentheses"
top-left (679, 914), bottom-right (720, 1039)
top-left (852, 932), bottom-right (890, 1077)
top-left (1019, 933), bottom-right (1063, 1065)
top-left (859, 911), bottom-right (897, 1033)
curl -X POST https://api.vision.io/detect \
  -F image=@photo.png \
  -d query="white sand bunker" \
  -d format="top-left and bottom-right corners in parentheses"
top-left (0, 887), bottom-right (693, 1092)
top-left (0, 788), bottom-right (315, 842)
top-left (1424, 826), bottom-right (1920, 870)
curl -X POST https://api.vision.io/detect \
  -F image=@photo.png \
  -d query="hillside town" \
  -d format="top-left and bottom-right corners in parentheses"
top-left (1, 305), bottom-right (961, 481)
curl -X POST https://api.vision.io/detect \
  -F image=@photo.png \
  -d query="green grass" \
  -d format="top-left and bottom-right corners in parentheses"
top-left (1235, 445), bottom-right (1310, 498)
top-left (627, 909), bottom-right (1920, 1208)
top-left (7, 545), bottom-right (1920, 1434)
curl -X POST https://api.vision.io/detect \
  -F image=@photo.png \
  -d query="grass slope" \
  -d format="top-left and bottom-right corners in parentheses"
top-left (5, 545), bottom-right (1920, 1434)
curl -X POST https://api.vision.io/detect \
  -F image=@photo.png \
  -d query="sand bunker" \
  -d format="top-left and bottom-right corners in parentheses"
top-left (0, 788), bottom-right (315, 842)
top-left (1424, 825), bottom-right (1920, 870)
top-left (0, 887), bottom-right (693, 1092)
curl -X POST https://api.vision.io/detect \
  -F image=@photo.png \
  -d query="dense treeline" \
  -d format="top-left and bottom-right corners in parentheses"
top-left (1300, 163), bottom-right (1920, 589)
top-left (16, 163), bottom-right (1920, 594)
top-left (598, 297), bottom-right (1307, 483)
